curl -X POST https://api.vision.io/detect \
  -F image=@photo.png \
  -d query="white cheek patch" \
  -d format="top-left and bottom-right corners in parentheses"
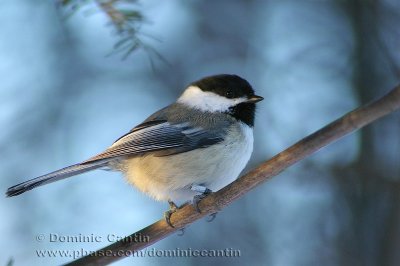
top-left (178, 86), bottom-right (247, 112)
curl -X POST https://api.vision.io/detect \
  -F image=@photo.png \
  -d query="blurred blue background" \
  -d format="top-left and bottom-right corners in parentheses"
top-left (1, 0), bottom-right (399, 265)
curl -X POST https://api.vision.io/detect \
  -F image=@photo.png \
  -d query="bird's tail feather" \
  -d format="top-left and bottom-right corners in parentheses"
top-left (6, 160), bottom-right (109, 197)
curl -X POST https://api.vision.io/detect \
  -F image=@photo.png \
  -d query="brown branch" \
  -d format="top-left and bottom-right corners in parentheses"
top-left (66, 84), bottom-right (400, 266)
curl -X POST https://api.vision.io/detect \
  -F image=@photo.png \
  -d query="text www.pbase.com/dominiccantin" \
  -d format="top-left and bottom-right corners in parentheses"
top-left (36, 247), bottom-right (241, 260)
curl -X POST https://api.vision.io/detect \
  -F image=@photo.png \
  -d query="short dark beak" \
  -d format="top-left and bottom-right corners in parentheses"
top-left (246, 95), bottom-right (264, 103)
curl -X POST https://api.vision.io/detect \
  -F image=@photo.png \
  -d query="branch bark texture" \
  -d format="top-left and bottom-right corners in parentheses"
top-left (66, 84), bottom-right (400, 266)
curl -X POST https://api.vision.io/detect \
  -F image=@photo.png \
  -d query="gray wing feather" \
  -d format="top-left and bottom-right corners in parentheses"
top-left (84, 121), bottom-right (223, 163)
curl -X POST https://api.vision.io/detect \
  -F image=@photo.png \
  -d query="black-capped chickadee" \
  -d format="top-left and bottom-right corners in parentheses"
top-left (6, 74), bottom-right (263, 226)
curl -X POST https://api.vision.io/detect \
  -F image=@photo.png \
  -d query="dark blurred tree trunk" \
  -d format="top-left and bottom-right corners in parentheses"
top-left (337, 0), bottom-right (400, 265)
top-left (171, 2), bottom-right (267, 266)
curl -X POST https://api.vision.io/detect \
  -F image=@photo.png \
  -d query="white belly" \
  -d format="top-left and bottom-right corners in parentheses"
top-left (121, 122), bottom-right (254, 202)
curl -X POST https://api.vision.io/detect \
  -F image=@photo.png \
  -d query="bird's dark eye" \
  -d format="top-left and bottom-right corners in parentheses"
top-left (225, 89), bottom-right (233, 98)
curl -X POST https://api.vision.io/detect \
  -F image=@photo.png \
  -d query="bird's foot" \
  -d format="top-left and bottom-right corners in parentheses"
top-left (164, 200), bottom-right (178, 228)
top-left (190, 185), bottom-right (212, 213)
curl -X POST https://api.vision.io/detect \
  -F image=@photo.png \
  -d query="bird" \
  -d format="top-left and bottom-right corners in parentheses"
top-left (6, 74), bottom-right (263, 227)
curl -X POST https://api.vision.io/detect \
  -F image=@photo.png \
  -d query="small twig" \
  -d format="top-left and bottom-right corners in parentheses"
top-left (96, 0), bottom-right (126, 30)
top-left (94, 0), bottom-right (145, 58)
top-left (66, 84), bottom-right (400, 266)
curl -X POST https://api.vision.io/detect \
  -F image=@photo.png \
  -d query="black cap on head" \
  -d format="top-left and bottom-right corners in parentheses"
top-left (191, 74), bottom-right (261, 127)
top-left (191, 74), bottom-right (255, 99)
